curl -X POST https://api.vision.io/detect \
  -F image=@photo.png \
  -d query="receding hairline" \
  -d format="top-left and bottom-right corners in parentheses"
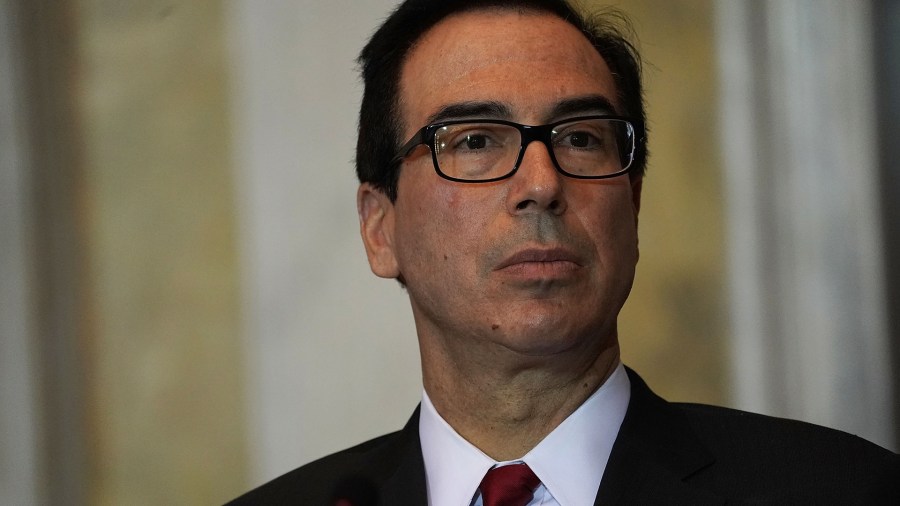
top-left (403, 4), bottom-right (585, 56)
top-left (395, 5), bottom-right (620, 136)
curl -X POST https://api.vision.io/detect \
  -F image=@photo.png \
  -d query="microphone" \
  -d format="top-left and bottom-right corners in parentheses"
top-left (330, 474), bottom-right (379, 506)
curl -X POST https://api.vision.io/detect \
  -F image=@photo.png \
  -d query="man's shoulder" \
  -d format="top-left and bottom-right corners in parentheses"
top-left (226, 414), bottom-right (426, 505)
top-left (673, 401), bottom-right (900, 500)
top-left (614, 369), bottom-right (899, 503)
top-left (626, 368), bottom-right (897, 467)
top-left (675, 401), bottom-right (895, 459)
top-left (226, 431), bottom-right (404, 505)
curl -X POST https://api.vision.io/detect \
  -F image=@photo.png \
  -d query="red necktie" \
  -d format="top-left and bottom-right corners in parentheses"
top-left (479, 463), bottom-right (541, 506)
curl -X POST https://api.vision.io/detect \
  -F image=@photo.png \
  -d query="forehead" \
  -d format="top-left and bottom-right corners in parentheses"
top-left (399, 9), bottom-right (618, 129)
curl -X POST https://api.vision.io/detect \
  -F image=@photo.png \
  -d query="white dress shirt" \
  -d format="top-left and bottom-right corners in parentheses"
top-left (419, 362), bottom-right (631, 506)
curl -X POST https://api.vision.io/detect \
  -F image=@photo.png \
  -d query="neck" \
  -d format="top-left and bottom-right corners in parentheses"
top-left (420, 331), bottom-right (620, 461)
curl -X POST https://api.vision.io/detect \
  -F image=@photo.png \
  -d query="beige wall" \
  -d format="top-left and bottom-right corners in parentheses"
top-left (73, 1), bottom-right (247, 504)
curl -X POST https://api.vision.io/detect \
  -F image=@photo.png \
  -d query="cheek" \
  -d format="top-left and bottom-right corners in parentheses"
top-left (394, 180), bottom-right (477, 268)
top-left (439, 192), bottom-right (493, 273)
top-left (434, 181), bottom-right (497, 230)
top-left (581, 191), bottom-right (639, 261)
top-left (415, 190), bottom-right (503, 287)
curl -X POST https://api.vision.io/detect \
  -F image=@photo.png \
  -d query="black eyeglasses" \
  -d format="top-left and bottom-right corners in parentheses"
top-left (391, 116), bottom-right (641, 183)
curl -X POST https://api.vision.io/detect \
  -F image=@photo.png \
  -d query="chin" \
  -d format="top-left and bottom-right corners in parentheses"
top-left (494, 317), bottom-right (605, 357)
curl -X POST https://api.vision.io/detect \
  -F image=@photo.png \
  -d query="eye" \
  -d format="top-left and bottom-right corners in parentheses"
top-left (555, 128), bottom-right (604, 150)
top-left (564, 131), bottom-right (599, 149)
top-left (553, 121), bottom-right (613, 151)
top-left (438, 126), bottom-right (508, 154)
top-left (461, 134), bottom-right (489, 150)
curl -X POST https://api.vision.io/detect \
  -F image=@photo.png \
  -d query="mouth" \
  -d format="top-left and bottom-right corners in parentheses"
top-left (494, 247), bottom-right (583, 278)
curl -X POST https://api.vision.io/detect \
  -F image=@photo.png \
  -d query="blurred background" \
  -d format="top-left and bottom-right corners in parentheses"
top-left (2, 0), bottom-right (898, 504)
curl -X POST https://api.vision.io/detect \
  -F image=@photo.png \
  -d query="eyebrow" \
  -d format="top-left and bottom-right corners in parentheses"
top-left (426, 101), bottom-right (512, 124)
top-left (549, 95), bottom-right (618, 119)
top-left (423, 94), bottom-right (619, 126)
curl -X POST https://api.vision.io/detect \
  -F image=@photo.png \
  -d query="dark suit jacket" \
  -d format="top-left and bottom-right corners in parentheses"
top-left (228, 369), bottom-right (900, 505)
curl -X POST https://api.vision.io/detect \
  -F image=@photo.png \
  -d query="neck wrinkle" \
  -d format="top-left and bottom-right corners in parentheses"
top-left (421, 335), bottom-right (620, 461)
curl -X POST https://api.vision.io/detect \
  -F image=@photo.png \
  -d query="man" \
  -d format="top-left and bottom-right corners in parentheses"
top-left (230, 0), bottom-right (899, 504)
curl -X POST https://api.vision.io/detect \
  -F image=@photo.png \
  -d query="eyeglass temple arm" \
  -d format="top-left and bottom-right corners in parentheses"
top-left (391, 127), bottom-right (429, 164)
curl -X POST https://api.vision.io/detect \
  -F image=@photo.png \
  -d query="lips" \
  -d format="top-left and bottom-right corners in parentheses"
top-left (495, 247), bottom-right (583, 271)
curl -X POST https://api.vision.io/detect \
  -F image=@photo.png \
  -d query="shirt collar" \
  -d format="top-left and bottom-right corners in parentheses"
top-left (419, 390), bottom-right (495, 505)
top-left (419, 362), bottom-right (631, 506)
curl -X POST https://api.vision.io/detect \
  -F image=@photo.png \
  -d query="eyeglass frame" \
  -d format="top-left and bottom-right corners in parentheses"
top-left (390, 115), bottom-right (645, 184)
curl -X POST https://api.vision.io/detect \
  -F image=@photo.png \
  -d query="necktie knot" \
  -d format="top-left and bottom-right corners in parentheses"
top-left (479, 463), bottom-right (541, 506)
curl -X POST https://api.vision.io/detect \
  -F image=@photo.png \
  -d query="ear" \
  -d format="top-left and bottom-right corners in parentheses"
top-left (357, 183), bottom-right (401, 279)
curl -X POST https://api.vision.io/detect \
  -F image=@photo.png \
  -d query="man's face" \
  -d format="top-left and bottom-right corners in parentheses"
top-left (359, 10), bottom-right (641, 360)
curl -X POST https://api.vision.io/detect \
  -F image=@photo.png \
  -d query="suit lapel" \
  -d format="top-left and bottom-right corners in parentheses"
top-left (375, 407), bottom-right (428, 505)
top-left (595, 368), bottom-right (725, 505)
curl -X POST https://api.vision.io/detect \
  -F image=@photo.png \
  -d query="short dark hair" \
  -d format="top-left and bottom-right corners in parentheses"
top-left (356, 0), bottom-right (647, 201)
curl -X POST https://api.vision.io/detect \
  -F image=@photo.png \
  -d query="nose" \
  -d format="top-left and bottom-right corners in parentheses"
top-left (506, 141), bottom-right (567, 215)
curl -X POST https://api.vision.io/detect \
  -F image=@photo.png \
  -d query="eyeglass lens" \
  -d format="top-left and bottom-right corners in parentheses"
top-left (432, 118), bottom-right (634, 181)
